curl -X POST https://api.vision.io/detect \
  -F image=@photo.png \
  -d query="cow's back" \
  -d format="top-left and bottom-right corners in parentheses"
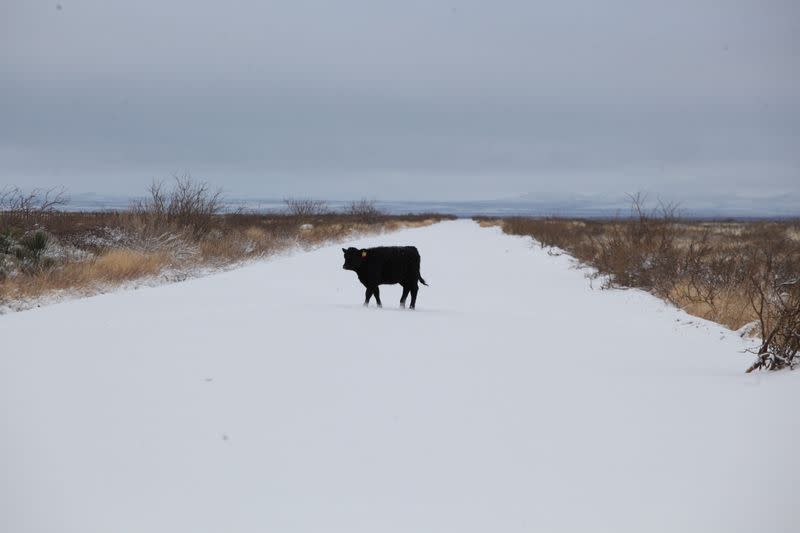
top-left (363, 246), bottom-right (421, 285)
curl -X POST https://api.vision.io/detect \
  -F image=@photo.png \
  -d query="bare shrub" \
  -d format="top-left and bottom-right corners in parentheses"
top-left (744, 232), bottom-right (800, 371)
top-left (0, 186), bottom-right (68, 230)
top-left (0, 186), bottom-right (68, 214)
top-left (746, 279), bottom-right (799, 372)
top-left (344, 198), bottom-right (384, 222)
top-left (283, 198), bottom-right (329, 217)
top-left (130, 175), bottom-right (222, 239)
top-left (589, 194), bottom-right (681, 291)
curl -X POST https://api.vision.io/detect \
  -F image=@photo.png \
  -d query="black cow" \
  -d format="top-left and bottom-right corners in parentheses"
top-left (342, 246), bottom-right (428, 309)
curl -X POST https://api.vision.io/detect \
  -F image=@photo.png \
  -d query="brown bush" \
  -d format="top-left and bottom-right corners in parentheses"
top-left (344, 198), bottom-right (384, 223)
top-left (283, 198), bottom-right (330, 217)
top-left (0, 186), bottom-right (69, 231)
top-left (743, 236), bottom-right (800, 372)
top-left (129, 175), bottom-right (222, 239)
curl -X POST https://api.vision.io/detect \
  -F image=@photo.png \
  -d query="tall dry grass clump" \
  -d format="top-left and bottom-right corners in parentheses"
top-left (2, 248), bottom-right (171, 301)
top-left (86, 249), bottom-right (171, 282)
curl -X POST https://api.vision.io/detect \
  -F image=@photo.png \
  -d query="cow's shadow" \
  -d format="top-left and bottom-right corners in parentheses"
top-left (330, 303), bottom-right (459, 315)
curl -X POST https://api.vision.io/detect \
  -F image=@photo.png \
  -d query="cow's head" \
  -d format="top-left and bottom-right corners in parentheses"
top-left (342, 247), bottom-right (367, 271)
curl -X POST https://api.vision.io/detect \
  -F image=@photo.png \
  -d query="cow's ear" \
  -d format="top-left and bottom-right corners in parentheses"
top-left (342, 248), bottom-right (347, 253)
top-left (361, 250), bottom-right (367, 258)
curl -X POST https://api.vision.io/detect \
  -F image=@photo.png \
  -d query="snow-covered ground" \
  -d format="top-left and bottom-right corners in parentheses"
top-left (2, 220), bottom-right (797, 532)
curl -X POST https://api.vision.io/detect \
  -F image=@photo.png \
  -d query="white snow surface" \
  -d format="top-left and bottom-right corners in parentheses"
top-left (2, 220), bottom-right (798, 532)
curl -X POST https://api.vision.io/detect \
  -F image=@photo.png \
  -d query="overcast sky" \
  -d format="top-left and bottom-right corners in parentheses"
top-left (1, 0), bottom-right (798, 204)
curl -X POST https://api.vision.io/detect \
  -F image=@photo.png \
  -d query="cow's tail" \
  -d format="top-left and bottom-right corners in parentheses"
top-left (415, 252), bottom-right (428, 286)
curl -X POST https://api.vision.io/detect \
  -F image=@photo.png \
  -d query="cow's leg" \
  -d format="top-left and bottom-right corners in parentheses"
top-left (372, 285), bottom-right (382, 307)
top-left (364, 287), bottom-right (372, 306)
top-left (409, 283), bottom-right (419, 309)
top-left (400, 286), bottom-right (410, 308)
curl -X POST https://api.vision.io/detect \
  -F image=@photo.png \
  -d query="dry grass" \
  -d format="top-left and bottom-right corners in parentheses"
top-left (1, 184), bottom-right (454, 309)
top-left (668, 281), bottom-right (754, 332)
top-left (86, 249), bottom-right (171, 281)
top-left (2, 249), bottom-right (172, 301)
top-left (480, 207), bottom-right (800, 371)
top-left (477, 219), bottom-right (503, 229)
top-left (487, 215), bottom-right (799, 331)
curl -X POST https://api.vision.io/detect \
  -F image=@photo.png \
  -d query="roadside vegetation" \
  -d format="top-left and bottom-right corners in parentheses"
top-left (478, 194), bottom-right (800, 372)
top-left (0, 179), bottom-right (453, 312)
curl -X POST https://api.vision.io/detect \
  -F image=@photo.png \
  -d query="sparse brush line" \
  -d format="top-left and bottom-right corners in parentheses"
top-left (479, 196), bottom-right (800, 372)
top-left (0, 216), bottom-right (449, 313)
top-left (1, 178), bottom-right (454, 313)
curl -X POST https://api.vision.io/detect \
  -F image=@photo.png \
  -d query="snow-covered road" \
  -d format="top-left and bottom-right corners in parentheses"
top-left (2, 220), bottom-right (797, 532)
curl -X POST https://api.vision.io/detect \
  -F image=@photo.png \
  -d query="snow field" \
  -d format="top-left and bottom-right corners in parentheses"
top-left (2, 220), bottom-right (797, 532)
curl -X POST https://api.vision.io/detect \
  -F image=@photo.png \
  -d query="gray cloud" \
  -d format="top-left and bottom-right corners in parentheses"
top-left (1, 0), bottom-right (798, 205)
